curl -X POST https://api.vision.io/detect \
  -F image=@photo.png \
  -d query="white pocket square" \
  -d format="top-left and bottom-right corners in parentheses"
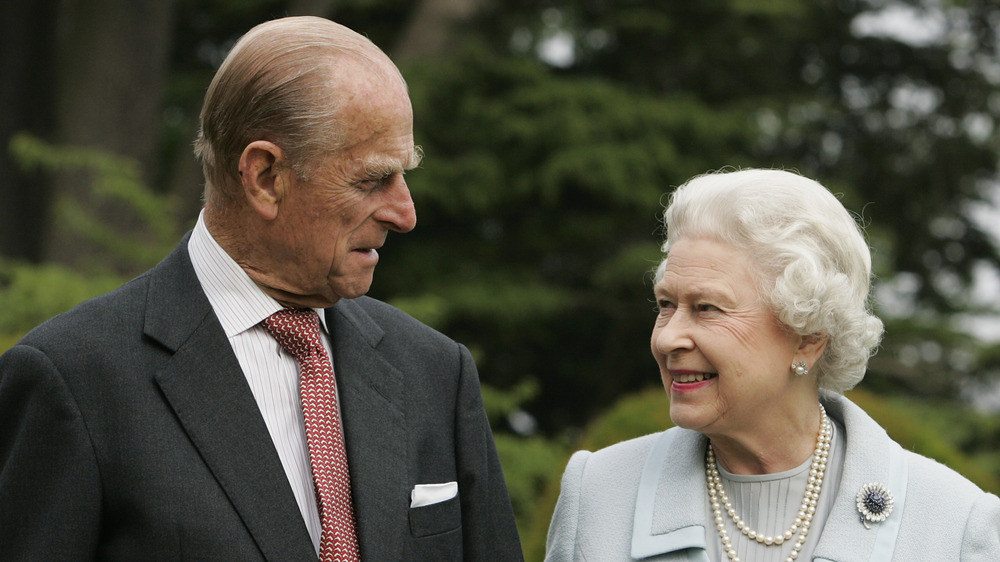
top-left (410, 481), bottom-right (458, 508)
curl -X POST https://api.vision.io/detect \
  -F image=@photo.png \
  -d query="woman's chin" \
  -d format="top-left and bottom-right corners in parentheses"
top-left (668, 394), bottom-right (730, 432)
top-left (667, 405), bottom-right (707, 431)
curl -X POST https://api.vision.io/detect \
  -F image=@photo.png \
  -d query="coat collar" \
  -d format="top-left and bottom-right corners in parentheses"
top-left (147, 236), bottom-right (318, 561)
top-left (631, 393), bottom-right (908, 562)
top-left (630, 428), bottom-right (710, 560)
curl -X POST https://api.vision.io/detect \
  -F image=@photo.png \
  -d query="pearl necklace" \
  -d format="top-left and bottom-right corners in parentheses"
top-left (705, 405), bottom-right (831, 562)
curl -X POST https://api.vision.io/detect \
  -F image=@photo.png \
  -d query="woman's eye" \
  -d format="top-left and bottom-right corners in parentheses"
top-left (697, 303), bottom-right (720, 312)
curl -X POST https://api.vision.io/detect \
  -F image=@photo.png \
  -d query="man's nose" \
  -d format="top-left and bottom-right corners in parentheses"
top-left (377, 175), bottom-right (417, 233)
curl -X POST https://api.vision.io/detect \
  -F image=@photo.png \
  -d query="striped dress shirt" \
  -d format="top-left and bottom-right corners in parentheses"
top-left (187, 212), bottom-right (326, 554)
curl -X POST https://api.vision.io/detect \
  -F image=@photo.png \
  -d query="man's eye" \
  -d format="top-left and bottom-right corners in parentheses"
top-left (697, 304), bottom-right (720, 312)
top-left (360, 173), bottom-right (400, 192)
top-left (360, 177), bottom-right (386, 190)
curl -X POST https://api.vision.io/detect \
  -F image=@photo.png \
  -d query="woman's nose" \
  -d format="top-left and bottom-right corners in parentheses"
top-left (653, 310), bottom-right (694, 355)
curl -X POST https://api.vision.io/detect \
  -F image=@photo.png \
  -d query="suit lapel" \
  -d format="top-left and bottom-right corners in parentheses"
top-left (147, 239), bottom-right (316, 561)
top-left (327, 300), bottom-right (409, 561)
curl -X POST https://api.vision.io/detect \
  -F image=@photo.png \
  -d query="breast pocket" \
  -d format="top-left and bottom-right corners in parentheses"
top-left (408, 493), bottom-right (462, 538)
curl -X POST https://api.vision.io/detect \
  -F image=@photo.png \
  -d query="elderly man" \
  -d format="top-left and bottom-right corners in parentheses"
top-left (0, 16), bottom-right (522, 561)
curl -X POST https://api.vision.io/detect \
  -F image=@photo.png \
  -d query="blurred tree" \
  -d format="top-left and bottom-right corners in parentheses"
top-left (375, 0), bottom-right (1000, 431)
top-left (3, 0), bottom-right (998, 432)
top-left (51, 0), bottom-right (177, 272)
top-left (1, 0), bottom-right (177, 273)
top-left (4, 2), bottom-right (1000, 551)
top-left (393, 0), bottom-right (486, 60)
top-left (382, 49), bottom-right (756, 431)
top-left (0, 0), bottom-right (58, 260)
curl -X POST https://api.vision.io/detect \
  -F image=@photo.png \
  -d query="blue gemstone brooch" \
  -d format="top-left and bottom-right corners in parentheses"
top-left (856, 482), bottom-right (894, 528)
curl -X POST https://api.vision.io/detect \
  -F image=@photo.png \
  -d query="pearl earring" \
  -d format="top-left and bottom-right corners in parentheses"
top-left (792, 361), bottom-right (809, 376)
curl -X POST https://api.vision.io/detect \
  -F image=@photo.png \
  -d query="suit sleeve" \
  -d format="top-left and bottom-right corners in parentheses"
top-left (544, 450), bottom-right (590, 562)
top-left (453, 343), bottom-right (525, 561)
top-left (0, 344), bottom-right (102, 559)
top-left (961, 492), bottom-right (1000, 560)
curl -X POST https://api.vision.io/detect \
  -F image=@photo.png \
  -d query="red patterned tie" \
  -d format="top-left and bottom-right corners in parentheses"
top-left (263, 308), bottom-right (361, 562)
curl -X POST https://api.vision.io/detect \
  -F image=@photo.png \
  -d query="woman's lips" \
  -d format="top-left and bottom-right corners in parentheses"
top-left (669, 370), bottom-right (717, 393)
top-left (671, 371), bottom-right (717, 383)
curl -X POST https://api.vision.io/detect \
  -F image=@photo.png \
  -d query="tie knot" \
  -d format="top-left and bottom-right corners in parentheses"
top-left (262, 308), bottom-right (323, 360)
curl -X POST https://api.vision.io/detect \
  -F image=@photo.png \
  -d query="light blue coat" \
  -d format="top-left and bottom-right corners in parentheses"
top-left (546, 393), bottom-right (1000, 561)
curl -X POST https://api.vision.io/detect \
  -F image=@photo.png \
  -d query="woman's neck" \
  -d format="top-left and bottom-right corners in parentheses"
top-left (707, 403), bottom-right (823, 475)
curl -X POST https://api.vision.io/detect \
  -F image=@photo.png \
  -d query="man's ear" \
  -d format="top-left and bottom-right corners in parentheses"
top-left (238, 141), bottom-right (290, 221)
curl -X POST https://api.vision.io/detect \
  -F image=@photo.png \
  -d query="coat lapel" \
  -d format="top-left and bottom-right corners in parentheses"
top-left (327, 299), bottom-right (409, 561)
top-left (812, 393), bottom-right (908, 562)
top-left (632, 427), bottom-right (711, 560)
top-left (632, 395), bottom-right (910, 562)
top-left (147, 239), bottom-right (316, 561)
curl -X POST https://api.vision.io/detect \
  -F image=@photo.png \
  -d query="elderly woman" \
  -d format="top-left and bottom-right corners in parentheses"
top-left (545, 169), bottom-right (1000, 561)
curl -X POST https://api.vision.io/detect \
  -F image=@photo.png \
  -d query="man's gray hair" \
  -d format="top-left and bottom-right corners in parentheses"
top-left (194, 16), bottom-right (405, 205)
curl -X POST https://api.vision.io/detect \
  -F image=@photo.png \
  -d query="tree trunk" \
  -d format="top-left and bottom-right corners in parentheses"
top-left (288, 0), bottom-right (338, 17)
top-left (392, 0), bottom-right (487, 61)
top-left (0, 0), bottom-right (59, 261)
top-left (46, 0), bottom-right (177, 270)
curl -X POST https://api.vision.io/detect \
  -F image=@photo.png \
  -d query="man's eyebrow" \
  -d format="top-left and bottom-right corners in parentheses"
top-left (362, 145), bottom-right (424, 176)
top-left (406, 145), bottom-right (424, 170)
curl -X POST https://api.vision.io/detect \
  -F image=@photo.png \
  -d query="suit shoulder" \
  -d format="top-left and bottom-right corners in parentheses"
top-left (339, 296), bottom-right (453, 343)
top-left (19, 271), bottom-right (152, 347)
top-left (345, 295), bottom-right (424, 323)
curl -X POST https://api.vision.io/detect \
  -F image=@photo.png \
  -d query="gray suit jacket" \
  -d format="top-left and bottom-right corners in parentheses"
top-left (0, 237), bottom-right (523, 561)
top-left (546, 393), bottom-right (1000, 561)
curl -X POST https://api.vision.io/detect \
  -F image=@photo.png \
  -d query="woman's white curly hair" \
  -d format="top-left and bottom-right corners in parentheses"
top-left (655, 168), bottom-right (884, 393)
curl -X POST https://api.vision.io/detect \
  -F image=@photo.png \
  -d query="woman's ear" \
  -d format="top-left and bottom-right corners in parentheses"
top-left (238, 141), bottom-right (290, 221)
top-left (795, 333), bottom-right (829, 367)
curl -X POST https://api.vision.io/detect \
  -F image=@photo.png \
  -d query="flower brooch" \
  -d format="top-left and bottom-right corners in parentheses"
top-left (856, 482), bottom-right (894, 528)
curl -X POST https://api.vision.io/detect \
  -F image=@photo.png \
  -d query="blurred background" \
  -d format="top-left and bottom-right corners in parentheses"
top-left (2, 0), bottom-right (1000, 558)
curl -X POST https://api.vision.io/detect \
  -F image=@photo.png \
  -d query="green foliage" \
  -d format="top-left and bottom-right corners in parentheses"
top-left (392, 276), bottom-right (575, 331)
top-left (575, 386), bottom-right (673, 452)
top-left (2, 133), bottom-right (175, 350)
top-left (0, 259), bottom-right (123, 351)
top-left (9, 133), bottom-right (178, 270)
top-left (494, 432), bottom-right (569, 549)
top-left (865, 314), bottom-right (991, 400)
top-left (376, 45), bottom-right (759, 431)
top-left (478, 378), bottom-right (572, 553)
top-left (0, 334), bottom-right (23, 354)
top-left (480, 379), bottom-right (542, 425)
top-left (847, 389), bottom-right (1000, 493)
top-left (477, 0), bottom-right (1000, 311)
top-left (376, 0), bottom-right (1000, 437)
